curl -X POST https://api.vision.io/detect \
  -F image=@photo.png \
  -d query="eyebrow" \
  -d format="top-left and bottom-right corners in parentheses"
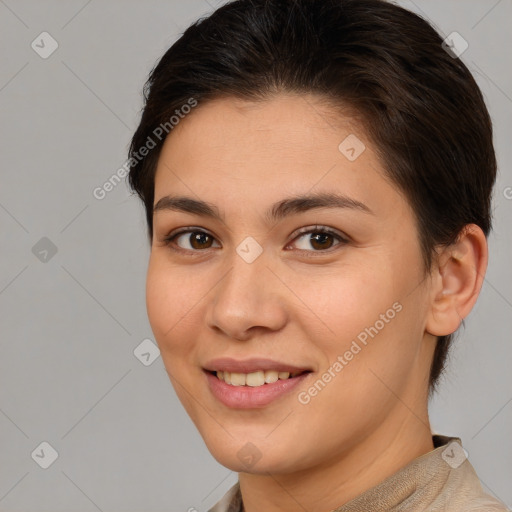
top-left (153, 192), bottom-right (373, 223)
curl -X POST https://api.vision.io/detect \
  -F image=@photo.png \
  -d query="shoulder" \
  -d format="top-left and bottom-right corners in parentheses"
top-left (441, 447), bottom-right (508, 511)
top-left (426, 436), bottom-right (509, 512)
top-left (463, 496), bottom-right (510, 511)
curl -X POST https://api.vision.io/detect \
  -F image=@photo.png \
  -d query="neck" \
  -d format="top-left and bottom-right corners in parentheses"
top-left (238, 405), bottom-right (434, 512)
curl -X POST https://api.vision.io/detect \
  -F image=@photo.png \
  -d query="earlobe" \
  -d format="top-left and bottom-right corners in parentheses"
top-left (426, 224), bottom-right (488, 337)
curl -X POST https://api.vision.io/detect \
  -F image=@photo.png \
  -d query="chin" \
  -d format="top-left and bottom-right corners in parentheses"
top-left (202, 432), bottom-right (301, 474)
top-left (211, 451), bottom-right (284, 474)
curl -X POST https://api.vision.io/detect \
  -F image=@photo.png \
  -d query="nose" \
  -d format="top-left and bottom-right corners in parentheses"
top-left (205, 249), bottom-right (288, 341)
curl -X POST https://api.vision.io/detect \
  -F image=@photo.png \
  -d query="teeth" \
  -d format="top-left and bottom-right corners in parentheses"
top-left (246, 371), bottom-right (265, 387)
top-left (230, 372), bottom-right (246, 386)
top-left (264, 370), bottom-right (279, 384)
top-left (215, 370), bottom-right (304, 387)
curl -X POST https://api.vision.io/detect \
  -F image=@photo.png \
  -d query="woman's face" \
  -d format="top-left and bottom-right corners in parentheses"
top-left (146, 94), bottom-right (436, 473)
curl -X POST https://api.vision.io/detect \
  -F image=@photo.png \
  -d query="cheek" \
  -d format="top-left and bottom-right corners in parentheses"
top-left (145, 256), bottom-right (200, 358)
top-left (145, 257), bottom-right (205, 414)
top-left (293, 262), bottom-right (399, 343)
top-left (146, 259), bottom-right (172, 339)
top-left (297, 257), bottom-right (424, 385)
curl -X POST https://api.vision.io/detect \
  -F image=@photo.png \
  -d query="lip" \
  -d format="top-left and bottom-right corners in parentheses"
top-left (205, 370), bottom-right (311, 409)
top-left (203, 357), bottom-right (311, 374)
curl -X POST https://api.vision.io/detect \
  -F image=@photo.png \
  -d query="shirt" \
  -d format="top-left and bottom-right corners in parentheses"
top-left (208, 435), bottom-right (509, 512)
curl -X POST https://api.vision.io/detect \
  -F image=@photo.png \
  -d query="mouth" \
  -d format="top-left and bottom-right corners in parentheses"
top-left (202, 358), bottom-right (313, 408)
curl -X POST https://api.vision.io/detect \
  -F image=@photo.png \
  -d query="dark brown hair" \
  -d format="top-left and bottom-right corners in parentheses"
top-left (128, 0), bottom-right (497, 394)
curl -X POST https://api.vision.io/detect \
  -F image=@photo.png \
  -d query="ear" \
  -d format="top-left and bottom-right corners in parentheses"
top-left (426, 224), bottom-right (488, 337)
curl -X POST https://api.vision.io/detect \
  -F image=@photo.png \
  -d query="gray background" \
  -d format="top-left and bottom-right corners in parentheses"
top-left (0, 0), bottom-right (511, 511)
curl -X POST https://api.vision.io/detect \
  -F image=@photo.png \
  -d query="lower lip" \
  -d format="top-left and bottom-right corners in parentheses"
top-left (205, 371), bottom-right (310, 409)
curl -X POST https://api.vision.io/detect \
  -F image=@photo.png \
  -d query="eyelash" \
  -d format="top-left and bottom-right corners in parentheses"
top-left (161, 225), bottom-right (349, 256)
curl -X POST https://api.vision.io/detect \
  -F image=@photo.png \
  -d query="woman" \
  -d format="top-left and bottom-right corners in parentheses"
top-left (127, 0), bottom-right (508, 510)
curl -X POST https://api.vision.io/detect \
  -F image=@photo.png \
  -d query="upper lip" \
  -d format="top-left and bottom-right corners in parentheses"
top-left (203, 357), bottom-right (312, 374)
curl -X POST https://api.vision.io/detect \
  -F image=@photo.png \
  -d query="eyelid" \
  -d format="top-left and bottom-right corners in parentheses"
top-left (161, 224), bottom-right (349, 253)
top-left (288, 224), bottom-right (349, 246)
top-left (162, 226), bottom-right (220, 253)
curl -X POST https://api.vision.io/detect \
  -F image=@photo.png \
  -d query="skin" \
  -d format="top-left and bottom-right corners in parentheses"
top-left (146, 93), bottom-right (487, 512)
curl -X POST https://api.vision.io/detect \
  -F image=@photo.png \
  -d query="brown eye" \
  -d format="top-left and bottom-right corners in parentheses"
top-left (187, 232), bottom-right (214, 249)
top-left (165, 230), bottom-right (220, 251)
top-left (309, 232), bottom-right (336, 250)
top-left (290, 227), bottom-right (346, 252)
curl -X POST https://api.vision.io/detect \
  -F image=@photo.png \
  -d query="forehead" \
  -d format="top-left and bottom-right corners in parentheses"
top-left (153, 94), bottom-right (406, 221)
